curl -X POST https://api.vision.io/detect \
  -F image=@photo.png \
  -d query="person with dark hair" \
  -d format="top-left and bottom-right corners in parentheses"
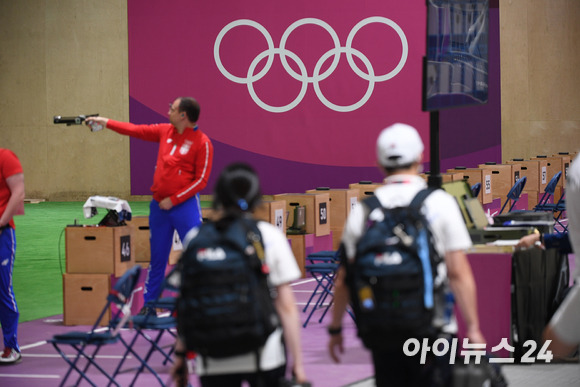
top-left (86, 97), bottom-right (213, 315)
top-left (211, 163), bottom-right (261, 212)
top-left (177, 97), bottom-right (201, 123)
top-left (0, 148), bottom-right (25, 365)
top-left (171, 163), bottom-right (309, 387)
top-left (327, 123), bottom-right (485, 386)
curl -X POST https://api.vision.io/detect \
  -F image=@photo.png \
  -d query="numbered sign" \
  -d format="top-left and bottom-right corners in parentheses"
top-left (484, 174), bottom-right (492, 194)
top-left (275, 208), bottom-right (284, 233)
top-left (350, 197), bottom-right (358, 211)
top-left (120, 235), bottom-right (131, 262)
top-left (541, 166), bottom-right (547, 184)
top-left (319, 202), bottom-right (327, 225)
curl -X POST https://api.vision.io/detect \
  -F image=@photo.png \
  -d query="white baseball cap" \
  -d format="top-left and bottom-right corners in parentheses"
top-left (376, 123), bottom-right (424, 168)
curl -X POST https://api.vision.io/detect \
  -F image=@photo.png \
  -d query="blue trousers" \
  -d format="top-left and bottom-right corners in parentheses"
top-left (145, 196), bottom-right (202, 304)
top-left (0, 227), bottom-right (19, 351)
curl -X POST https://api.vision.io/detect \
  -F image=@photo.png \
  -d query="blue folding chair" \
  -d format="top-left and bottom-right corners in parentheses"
top-left (552, 192), bottom-right (568, 232)
top-left (499, 176), bottom-right (527, 214)
top-left (534, 171), bottom-right (568, 233)
top-left (535, 171), bottom-right (561, 211)
top-left (305, 250), bottom-right (336, 263)
top-left (302, 254), bottom-right (339, 327)
top-left (471, 182), bottom-right (481, 198)
top-left (302, 248), bottom-right (355, 327)
top-left (112, 268), bottom-right (178, 386)
top-left (49, 265), bottom-right (142, 387)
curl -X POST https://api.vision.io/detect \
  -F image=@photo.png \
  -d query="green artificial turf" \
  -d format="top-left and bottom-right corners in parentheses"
top-left (12, 201), bottom-right (150, 322)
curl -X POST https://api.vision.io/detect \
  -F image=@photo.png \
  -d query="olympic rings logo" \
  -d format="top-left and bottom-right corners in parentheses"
top-left (214, 17), bottom-right (408, 113)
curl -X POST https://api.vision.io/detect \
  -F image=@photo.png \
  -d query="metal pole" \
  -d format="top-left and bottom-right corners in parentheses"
top-left (428, 110), bottom-right (442, 189)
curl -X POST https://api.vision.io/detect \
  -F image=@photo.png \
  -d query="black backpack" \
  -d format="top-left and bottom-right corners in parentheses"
top-left (176, 215), bottom-right (279, 358)
top-left (346, 188), bottom-right (443, 350)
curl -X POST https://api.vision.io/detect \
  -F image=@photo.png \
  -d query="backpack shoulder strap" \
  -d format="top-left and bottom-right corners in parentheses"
top-left (409, 188), bottom-right (444, 266)
top-left (238, 216), bottom-right (266, 266)
top-left (246, 218), bottom-right (265, 257)
top-left (409, 188), bottom-right (438, 211)
top-left (362, 194), bottom-right (382, 213)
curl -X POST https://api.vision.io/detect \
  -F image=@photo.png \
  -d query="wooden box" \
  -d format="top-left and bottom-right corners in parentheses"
top-left (446, 167), bottom-right (493, 204)
top-left (66, 226), bottom-right (135, 277)
top-left (507, 159), bottom-right (548, 193)
top-left (478, 163), bottom-right (522, 207)
top-left (532, 154), bottom-right (571, 189)
top-left (330, 227), bottom-right (344, 250)
top-left (306, 188), bottom-right (358, 249)
top-left (63, 273), bottom-right (111, 326)
top-left (272, 193), bottom-right (330, 236)
top-left (442, 172), bottom-right (465, 183)
top-left (126, 216), bottom-right (150, 263)
top-left (253, 199), bottom-right (286, 233)
top-left (553, 153), bottom-right (572, 188)
top-left (348, 181), bottom-right (383, 200)
top-left (63, 269), bottom-right (147, 326)
top-left (288, 234), bottom-right (309, 278)
top-left (420, 172), bottom-right (464, 184)
top-left (306, 188), bottom-right (358, 229)
top-left (288, 233), bottom-right (333, 278)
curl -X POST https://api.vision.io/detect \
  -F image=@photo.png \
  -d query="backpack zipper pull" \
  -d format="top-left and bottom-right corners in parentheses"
top-left (393, 224), bottom-right (412, 246)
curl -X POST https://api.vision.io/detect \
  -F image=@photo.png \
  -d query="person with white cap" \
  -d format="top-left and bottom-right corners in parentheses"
top-left (327, 123), bottom-right (485, 386)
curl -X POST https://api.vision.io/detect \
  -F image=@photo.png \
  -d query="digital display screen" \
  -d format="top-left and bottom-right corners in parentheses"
top-left (423, 0), bottom-right (489, 111)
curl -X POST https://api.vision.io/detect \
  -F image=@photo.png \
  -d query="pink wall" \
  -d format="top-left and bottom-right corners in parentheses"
top-left (127, 1), bottom-right (500, 194)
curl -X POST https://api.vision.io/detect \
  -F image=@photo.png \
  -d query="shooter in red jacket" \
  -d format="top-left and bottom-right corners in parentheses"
top-left (87, 97), bottom-right (213, 315)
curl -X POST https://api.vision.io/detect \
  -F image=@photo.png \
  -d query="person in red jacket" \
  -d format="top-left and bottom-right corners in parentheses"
top-left (0, 148), bottom-right (25, 364)
top-left (87, 97), bottom-right (214, 315)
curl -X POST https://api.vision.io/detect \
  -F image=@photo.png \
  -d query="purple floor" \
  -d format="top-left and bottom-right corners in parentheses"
top-left (0, 278), bottom-right (373, 387)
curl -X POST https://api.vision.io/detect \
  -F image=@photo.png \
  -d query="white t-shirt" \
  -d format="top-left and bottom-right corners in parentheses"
top-left (184, 220), bottom-right (302, 376)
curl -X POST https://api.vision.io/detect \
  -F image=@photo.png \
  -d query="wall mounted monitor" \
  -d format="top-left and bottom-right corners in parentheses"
top-left (423, 0), bottom-right (489, 111)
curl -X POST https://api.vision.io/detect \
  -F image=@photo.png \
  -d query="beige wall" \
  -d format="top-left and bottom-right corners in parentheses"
top-left (0, 0), bottom-right (134, 201)
top-left (1, 1), bottom-right (578, 200)
top-left (500, 0), bottom-right (580, 161)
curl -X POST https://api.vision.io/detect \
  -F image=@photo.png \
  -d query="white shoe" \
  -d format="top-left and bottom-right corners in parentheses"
top-left (0, 348), bottom-right (22, 365)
